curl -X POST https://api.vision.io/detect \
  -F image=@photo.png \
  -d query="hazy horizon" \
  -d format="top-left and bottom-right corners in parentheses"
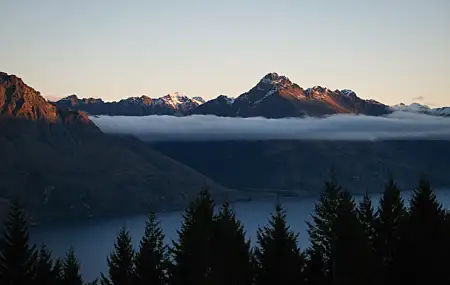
top-left (1, 0), bottom-right (449, 107)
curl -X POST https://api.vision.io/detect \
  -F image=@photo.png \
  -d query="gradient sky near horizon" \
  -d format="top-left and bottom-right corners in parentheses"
top-left (1, 0), bottom-right (449, 106)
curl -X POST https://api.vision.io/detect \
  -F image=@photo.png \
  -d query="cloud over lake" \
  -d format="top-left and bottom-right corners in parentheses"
top-left (90, 112), bottom-right (450, 141)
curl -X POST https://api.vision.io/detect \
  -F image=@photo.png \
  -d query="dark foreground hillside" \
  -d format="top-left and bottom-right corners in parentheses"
top-left (0, 72), bottom-right (237, 223)
top-left (152, 139), bottom-right (450, 194)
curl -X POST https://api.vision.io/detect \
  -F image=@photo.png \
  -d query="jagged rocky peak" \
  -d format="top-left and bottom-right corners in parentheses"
top-left (139, 95), bottom-right (152, 105)
top-left (193, 96), bottom-right (206, 104)
top-left (81, 97), bottom-right (104, 104)
top-left (392, 102), bottom-right (430, 112)
top-left (123, 95), bottom-right (152, 105)
top-left (62, 94), bottom-right (79, 100)
top-left (259, 72), bottom-right (293, 87)
top-left (0, 72), bottom-right (58, 122)
top-left (340, 89), bottom-right (357, 97)
top-left (62, 94), bottom-right (104, 105)
top-left (160, 92), bottom-right (204, 105)
top-left (216, 95), bottom-right (235, 104)
top-left (0, 72), bottom-right (95, 125)
top-left (410, 102), bottom-right (430, 110)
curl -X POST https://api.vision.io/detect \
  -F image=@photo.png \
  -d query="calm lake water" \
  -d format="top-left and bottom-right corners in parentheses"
top-left (30, 188), bottom-right (450, 281)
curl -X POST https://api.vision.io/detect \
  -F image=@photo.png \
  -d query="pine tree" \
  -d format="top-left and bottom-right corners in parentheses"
top-left (170, 189), bottom-right (216, 285)
top-left (52, 258), bottom-right (64, 284)
top-left (35, 244), bottom-right (58, 285)
top-left (134, 213), bottom-right (168, 285)
top-left (254, 202), bottom-right (304, 285)
top-left (306, 175), bottom-right (342, 279)
top-left (356, 190), bottom-right (377, 284)
top-left (399, 178), bottom-right (446, 284)
top-left (303, 244), bottom-right (327, 285)
top-left (210, 201), bottom-right (253, 285)
top-left (0, 200), bottom-right (37, 285)
top-left (331, 190), bottom-right (371, 285)
top-left (357, 189), bottom-right (376, 244)
top-left (101, 227), bottom-right (135, 285)
top-left (443, 209), bottom-right (450, 284)
top-left (373, 178), bottom-right (407, 283)
top-left (62, 247), bottom-right (83, 285)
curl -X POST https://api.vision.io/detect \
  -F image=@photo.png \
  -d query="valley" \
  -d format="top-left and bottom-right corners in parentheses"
top-left (1, 71), bottom-right (450, 224)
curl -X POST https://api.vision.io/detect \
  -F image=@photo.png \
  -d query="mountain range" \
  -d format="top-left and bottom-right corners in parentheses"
top-left (56, 92), bottom-right (205, 116)
top-left (1, 70), bottom-right (450, 223)
top-left (391, 103), bottom-right (450, 116)
top-left (54, 72), bottom-right (449, 118)
top-left (0, 72), bottom-right (240, 223)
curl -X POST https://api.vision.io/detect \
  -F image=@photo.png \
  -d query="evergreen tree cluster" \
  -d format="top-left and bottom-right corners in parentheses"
top-left (2, 178), bottom-right (450, 285)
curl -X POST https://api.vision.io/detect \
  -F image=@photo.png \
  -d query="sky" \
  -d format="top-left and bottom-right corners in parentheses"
top-left (1, 0), bottom-right (449, 106)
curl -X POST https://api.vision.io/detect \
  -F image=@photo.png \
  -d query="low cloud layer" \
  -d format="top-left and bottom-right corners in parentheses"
top-left (90, 112), bottom-right (450, 141)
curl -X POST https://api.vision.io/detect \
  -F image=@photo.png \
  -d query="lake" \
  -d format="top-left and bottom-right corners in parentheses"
top-left (30, 188), bottom-right (450, 281)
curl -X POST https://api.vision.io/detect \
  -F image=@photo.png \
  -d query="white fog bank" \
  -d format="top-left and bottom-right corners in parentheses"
top-left (90, 112), bottom-right (450, 141)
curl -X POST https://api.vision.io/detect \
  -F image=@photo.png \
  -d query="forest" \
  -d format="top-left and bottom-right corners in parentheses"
top-left (0, 176), bottom-right (448, 285)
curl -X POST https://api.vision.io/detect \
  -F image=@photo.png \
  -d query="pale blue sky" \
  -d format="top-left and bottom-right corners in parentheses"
top-left (1, 0), bottom-right (449, 106)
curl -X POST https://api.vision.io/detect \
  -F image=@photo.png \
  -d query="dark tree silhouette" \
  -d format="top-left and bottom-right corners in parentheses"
top-left (303, 244), bottom-right (327, 285)
top-left (373, 178), bottom-right (407, 283)
top-left (52, 258), bottom-right (64, 285)
top-left (332, 191), bottom-right (372, 285)
top-left (356, 189), bottom-right (377, 285)
top-left (134, 213), bottom-right (168, 285)
top-left (357, 189), bottom-right (377, 244)
top-left (399, 178), bottom-right (447, 284)
top-left (254, 202), bottom-right (305, 285)
top-left (3, 178), bottom-right (450, 285)
top-left (62, 247), bottom-right (83, 285)
top-left (101, 227), bottom-right (135, 285)
top-left (0, 201), bottom-right (37, 285)
top-left (210, 201), bottom-right (253, 285)
top-left (306, 175), bottom-right (343, 280)
top-left (170, 189), bottom-right (215, 285)
top-left (35, 244), bottom-right (60, 285)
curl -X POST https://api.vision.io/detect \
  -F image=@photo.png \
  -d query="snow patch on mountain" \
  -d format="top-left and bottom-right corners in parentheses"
top-left (435, 107), bottom-right (450, 116)
top-left (221, 96), bottom-right (235, 105)
top-left (193, 96), bottom-right (206, 104)
top-left (258, 72), bottom-right (292, 88)
top-left (254, 88), bottom-right (277, 105)
top-left (150, 92), bottom-right (204, 111)
top-left (391, 103), bottom-right (430, 113)
top-left (341, 89), bottom-right (357, 97)
top-left (391, 103), bottom-right (449, 117)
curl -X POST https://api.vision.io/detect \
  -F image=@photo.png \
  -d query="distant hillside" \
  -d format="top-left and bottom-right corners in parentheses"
top-left (152, 140), bottom-right (450, 195)
top-left (0, 72), bottom-right (236, 223)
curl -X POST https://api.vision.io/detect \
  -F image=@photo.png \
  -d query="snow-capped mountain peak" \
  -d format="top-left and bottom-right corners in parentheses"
top-left (341, 89), bottom-right (357, 97)
top-left (389, 103), bottom-right (449, 116)
top-left (410, 102), bottom-right (431, 110)
top-left (258, 72), bottom-right (292, 88)
top-left (391, 103), bottom-right (430, 112)
top-left (435, 107), bottom-right (450, 116)
top-left (192, 96), bottom-right (206, 105)
top-left (237, 72), bottom-right (295, 105)
top-left (151, 92), bottom-right (204, 111)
